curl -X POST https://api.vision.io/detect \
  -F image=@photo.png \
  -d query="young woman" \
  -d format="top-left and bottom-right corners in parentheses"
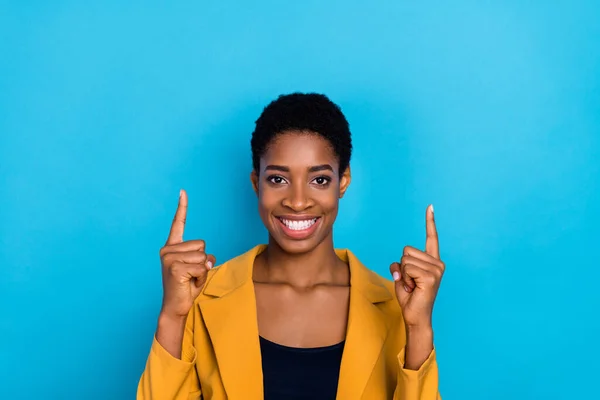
top-left (137, 93), bottom-right (444, 399)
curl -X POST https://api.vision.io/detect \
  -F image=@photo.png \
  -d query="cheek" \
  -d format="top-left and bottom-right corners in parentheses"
top-left (256, 184), bottom-right (340, 214)
top-left (316, 188), bottom-right (340, 212)
top-left (257, 186), bottom-right (278, 211)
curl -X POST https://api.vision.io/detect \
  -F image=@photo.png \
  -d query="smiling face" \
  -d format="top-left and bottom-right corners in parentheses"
top-left (251, 131), bottom-right (351, 254)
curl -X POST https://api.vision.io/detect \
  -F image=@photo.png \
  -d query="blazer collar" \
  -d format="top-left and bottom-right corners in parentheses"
top-left (200, 244), bottom-right (394, 400)
top-left (203, 244), bottom-right (393, 303)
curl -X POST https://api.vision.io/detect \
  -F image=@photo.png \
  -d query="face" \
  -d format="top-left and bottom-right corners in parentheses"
top-left (251, 131), bottom-right (351, 254)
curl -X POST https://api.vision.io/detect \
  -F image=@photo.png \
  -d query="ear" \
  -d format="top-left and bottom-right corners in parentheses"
top-left (339, 166), bottom-right (351, 198)
top-left (250, 170), bottom-right (259, 196)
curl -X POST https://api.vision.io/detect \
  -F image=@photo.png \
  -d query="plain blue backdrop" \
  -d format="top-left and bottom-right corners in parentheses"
top-left (1, 1), bottom-right (598, 399)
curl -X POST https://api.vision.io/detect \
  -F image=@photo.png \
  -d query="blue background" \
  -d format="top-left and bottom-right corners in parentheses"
top-left (1, 1), bottom-right (598, 399)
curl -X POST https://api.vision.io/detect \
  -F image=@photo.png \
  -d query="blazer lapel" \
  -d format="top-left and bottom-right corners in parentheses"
top-left (199, 245), bottom-right (266, 400)
top-left (336, 249), bottom-right (394, 400)
top-left (198, 246), bottom-right (393, 400)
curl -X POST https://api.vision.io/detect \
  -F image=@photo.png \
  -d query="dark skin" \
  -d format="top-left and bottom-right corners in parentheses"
top-left (250, 132), bottom-right (352, 348)
top-left (156, 130), bottom-right (443, 371)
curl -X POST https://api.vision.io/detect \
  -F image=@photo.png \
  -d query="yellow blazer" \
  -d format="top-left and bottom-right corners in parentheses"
top-left (137, 245), bottom-right (441, 400)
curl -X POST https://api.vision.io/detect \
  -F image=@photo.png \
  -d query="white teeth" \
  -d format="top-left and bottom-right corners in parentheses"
top-left (280, 218), bottom-right (317, 231)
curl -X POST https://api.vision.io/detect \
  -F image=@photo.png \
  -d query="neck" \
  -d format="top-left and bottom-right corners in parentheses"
top-left (255, 235), bottom-right (349, 288)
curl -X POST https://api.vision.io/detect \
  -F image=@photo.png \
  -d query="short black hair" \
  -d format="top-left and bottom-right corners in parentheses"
top-left (251, 93), bottom-right (352, 177)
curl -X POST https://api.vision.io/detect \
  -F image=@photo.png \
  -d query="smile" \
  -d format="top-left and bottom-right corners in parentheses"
top-left (275, 216), bottom-right (321, 239)
top-left (278, 217), bottom-right (318, 231)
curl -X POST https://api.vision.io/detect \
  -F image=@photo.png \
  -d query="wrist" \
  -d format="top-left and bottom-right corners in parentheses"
top-left (156, 311), bottom-right (188, 359)
top-left (403, 325), bottom-right (434, 371)
top-left (158, 310), bottom-right (188, 329)
top-left (405, 325), bottom-right (433, 350)
top-left (405, 324), bottom-right (433, 338)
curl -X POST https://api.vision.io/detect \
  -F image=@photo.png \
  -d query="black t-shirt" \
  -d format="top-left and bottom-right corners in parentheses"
top-left (260, 336), bottom-right (345, 400)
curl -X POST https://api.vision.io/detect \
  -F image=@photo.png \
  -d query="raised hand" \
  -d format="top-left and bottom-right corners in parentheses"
top-left (390, 205), bottom-right (444, 329)
top-left (159, 189), bottom-right (216, 320)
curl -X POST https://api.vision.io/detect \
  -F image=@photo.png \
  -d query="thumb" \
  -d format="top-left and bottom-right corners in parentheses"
top-left (194, 254), bottom-right (216, 288)
top-left (206, 254), bottom-right (216, 270)
top-left (390, 262), bottom-right (411, 306)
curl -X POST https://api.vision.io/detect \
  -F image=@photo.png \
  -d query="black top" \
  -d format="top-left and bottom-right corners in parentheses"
top-left (260, 336), bottom-right (345, 400)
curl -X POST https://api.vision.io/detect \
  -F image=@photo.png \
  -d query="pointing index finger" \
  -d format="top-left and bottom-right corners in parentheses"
top-left (167, 189), bottom-right (188, 245)
top-left (425, 204), bottom-right (440, 259)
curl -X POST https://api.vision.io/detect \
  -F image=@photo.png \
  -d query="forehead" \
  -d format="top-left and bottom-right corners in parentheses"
top-left (262, 131), bottom-right (338, 169)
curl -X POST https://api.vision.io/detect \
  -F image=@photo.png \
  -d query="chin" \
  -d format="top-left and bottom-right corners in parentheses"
top-left (271, 237), bottom-right (321, 255)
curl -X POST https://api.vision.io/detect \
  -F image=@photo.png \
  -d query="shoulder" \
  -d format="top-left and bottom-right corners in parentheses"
top-left (371, 272), bottom-right (403, 316)
top-left (196, 245), bottom-right (266, 300)
top-left (363, 270), bottom-right (410, 351)
top-left (355, 260), bottom-right (404, 320)
top-left (344, 250), bottom-right (402, 318)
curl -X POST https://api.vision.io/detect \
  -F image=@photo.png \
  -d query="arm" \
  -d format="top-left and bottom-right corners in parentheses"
top-left (137, 190), bottom-right (214, 400)
top-left (393, 326), bottom-right (441, 400)
top-left (156, 313), bottom-right (189, 359)
top-left (405, 326), bottom-right (434, 370)
top-left (137, 310), bottom-right (201, 400)
top-left (390, 205), bottom-right (444, 399)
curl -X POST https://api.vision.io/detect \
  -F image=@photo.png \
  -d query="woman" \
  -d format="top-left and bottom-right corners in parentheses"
top-left (137, 93), bottom-right (444, 399)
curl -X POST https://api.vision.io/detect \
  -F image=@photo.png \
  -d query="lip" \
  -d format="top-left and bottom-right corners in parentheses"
top-left (274, 215), bottom-right (321, 240)
top-left (276, 214), bottom-right (320, 221)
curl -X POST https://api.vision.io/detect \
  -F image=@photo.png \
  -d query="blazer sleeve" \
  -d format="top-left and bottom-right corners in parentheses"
top-left (137, 310), bottom-right (201, 400)
top-left (394, 347), bottom-right (441, 400)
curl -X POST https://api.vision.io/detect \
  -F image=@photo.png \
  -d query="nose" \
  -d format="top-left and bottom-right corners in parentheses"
top-left (282, 182), bottom-right (313, 211)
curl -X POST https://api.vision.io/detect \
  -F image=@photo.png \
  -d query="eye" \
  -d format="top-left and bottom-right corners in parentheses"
top-left (267, 175), bottom-right (288, 185)
top-left (312, 176), bottom-right (332, 186)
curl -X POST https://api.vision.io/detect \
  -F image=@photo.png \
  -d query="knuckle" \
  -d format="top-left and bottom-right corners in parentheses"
top-left (169, 262), bottom-right (182, 275)
top-left (188, 267), bottom-right (202, 280)
top-left (424, 274), bottom-right (437, 286)
top-left (159, 247), bottom-right (168, 258)
top-left (162, 253), bottom-right (174, 264)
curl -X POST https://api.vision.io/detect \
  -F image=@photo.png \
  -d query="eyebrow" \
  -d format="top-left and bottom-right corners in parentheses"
top-left (265, 164), bottom-right (334, 173)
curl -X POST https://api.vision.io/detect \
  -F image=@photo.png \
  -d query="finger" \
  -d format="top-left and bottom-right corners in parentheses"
top-left (400, 262), bottom-right (416, 292)
top-left (390, 262), bottom-right (401, 282)
top-left (160, 240), bottom-right (206, 257)
top-left (390, 262), bottom-right (411, 303)
top-left (425, 204), bottom-right (440, 259)
top-left (404, 263), bottom-right (437, 289)
top-left (206, 254), bottom-right (216, 269)
top-left (403, 246), bottom-right (444, 266)
top-left (163, 250), bottom-right (207, 265)
top-left (187, 263), bottom-right (209, 279)
top-left (401, 255), bottom-right (444, 275)
top-left (170, 261), bottom-right (208, 279)
top-left (391, 262), bottom-right (414, 295)
top-left (166, 189), bottom-right (188, 245)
